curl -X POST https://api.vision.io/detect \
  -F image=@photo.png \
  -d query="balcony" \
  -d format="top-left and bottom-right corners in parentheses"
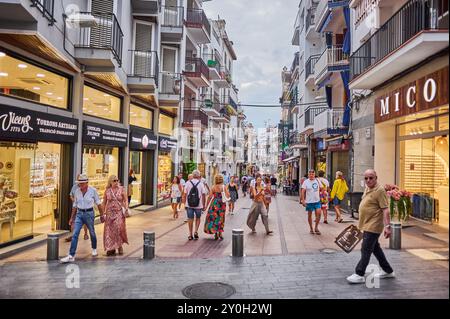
top-left (159, 72), bottom-right (181, 107)
top-left (72, 12), bottom-right (124, 68)
top-left (305, 6), bottom-right (317, 38)
top-left (182, 109), bottom-right (208, 130)
top-left (213, 67), bottom-right (230, 88)
top-left (304, 105), bottom-right (328, 128)
top-left (185, 8), bottom-right (211, 44)
top-left (201, 91), bottom-right (221, 116)
top-left (30, 0), bottom-right (55, 25)
top-left (350, 0), bottom-right (449, 89)
top-left (313, 109), bottom-right (349, 135)
top-left (305, 54), bottom-right (320, 86)
top-left (290, 131), bottom-right (308, 149)
top-left (131, 0), bottom-right (160, 15)
top-left (127, 50), bottom-right (159, 94)
top-left (161, 5), bottom-right (184, 42)
top-left (212, 109), bottom-right (230, 123)
top-left (315, 45), bottom-right (349, 86)
top-left (202, 53), bottom-right (221, 80)
top-left (184, 57), bottom-right (210, 87)
top-left (315, 0), bottom-right (349, 33)
top-left (292, 13), bottom-right (301, 46)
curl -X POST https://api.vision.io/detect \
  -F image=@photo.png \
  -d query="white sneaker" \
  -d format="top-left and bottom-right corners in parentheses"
top-left (375, 270), bottom-right (395, 279)
top-left (60, 255), bottom-right (75, 263)
top-left (346, 273), bottom-right (365, 284)
top-left (92, 249), bottom-right (98, 257)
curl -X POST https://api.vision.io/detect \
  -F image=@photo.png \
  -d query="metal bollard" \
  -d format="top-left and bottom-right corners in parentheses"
top-left (389, 223), bottom-right (402, 250)
top-left (232, 229), bottom-right (244, 257)
top-left (47, 233), bottom-right (60, 261)
top-left (143, 231), bottom-right (155, 260)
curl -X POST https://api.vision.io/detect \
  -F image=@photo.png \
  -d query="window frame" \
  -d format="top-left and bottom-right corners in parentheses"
top-left (129, 102), bottom-right (155, 130)
top-left (82, 83), bottom-right (123, 123)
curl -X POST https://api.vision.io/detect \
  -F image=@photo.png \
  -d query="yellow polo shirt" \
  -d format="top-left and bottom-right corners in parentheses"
top-left (358, 184), bottom-right (389, 234)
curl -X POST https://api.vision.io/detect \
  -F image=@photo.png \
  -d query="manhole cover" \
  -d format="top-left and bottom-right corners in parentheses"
top-left (182, 282), bottom-right (236, 299)
top-left (321, 248), bottom-right (337, 254)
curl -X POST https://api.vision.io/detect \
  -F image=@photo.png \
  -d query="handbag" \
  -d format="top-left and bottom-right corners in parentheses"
top-left (110, 187), bottom-right (130, 218)
top-left (335, 224), bottom-right (363, 253)
top-left (222, 185), bottom-right (231, 202)
top-left (100, 214), bottom-right (106, 223)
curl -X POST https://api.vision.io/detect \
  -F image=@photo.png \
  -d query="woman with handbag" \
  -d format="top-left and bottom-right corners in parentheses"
top-left (247, 176), bottom-right (273, 235)
top-left (102, 175), bottom-right (129, 256)
top-left (204, 174), bottom-right (229, 240)
top-left (170, 176), bottom-right (182, 219)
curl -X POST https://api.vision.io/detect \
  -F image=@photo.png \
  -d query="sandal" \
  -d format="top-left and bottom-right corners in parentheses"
top-left (65, 236), bottom-right (72, 242)
top-left (310, 230), bottom-right (315, 234)
top-left (188, 236), bottom-right (194, 241)
top-left (315, 230), bottom-right (321, 235)
top-left (194, 232), bottom-right (199, 240)
top-left (118, 247), bottom-right (123, 255)
top-left (219, 234), bottom-right (224, 240)
top-left (338, 218), bottom-right (344, 223)
top-left (106, 250), bottom-right (116, 256)
top-left (214, 233), bottom-right (219, 240)
top-left (323, 220), bottom-right (328, 224)
top-left (266, 231), bottom-right (274, 235)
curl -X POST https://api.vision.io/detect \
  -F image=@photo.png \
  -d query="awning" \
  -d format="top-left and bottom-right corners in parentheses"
top-left (283, 156), bottom-right (300, 163)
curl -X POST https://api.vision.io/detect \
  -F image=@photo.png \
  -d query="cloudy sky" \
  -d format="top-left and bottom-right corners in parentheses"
top-left (203, 0), bottom-right (299, 129)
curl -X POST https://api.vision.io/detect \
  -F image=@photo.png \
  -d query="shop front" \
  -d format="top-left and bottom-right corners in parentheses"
top-left (312, 138), bottom-right (327, 174)
top-left (326, 138), bottom-right (350, 181)
top-left (375, 66), bottom-right (449, 228)
top-left (157, 136), bottom-right (177, 203)
top-left (0, 105), bottom-right (78, 247)
top-left (82, 121), bottom-right (128, 216)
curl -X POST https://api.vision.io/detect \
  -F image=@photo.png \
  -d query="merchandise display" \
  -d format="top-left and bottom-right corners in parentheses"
top-left (157, 154), bottom-right (172, 201)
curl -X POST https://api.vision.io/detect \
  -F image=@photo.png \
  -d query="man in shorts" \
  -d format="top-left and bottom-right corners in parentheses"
top-left (300, 169), bottom-right (322, 235)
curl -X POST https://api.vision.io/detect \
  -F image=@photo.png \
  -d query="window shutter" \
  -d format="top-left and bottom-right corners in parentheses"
top-left (134, 23), bottom-right (153, 77)
top-left (90, 0), bottom-right (114, 48)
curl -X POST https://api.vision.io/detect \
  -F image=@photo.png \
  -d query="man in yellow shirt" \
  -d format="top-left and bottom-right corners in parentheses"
top-left (347, 169), bottom-right (395, 284)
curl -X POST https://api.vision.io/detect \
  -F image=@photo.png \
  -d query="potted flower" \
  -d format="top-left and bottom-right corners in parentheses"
top-left (385, 184), bottom-right (412, 249)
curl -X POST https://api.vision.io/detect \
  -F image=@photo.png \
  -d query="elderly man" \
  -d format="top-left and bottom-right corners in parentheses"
top-left (347, 169), bottom-right (395, 284)
top-left (182, 170), bottom-right (206, 240)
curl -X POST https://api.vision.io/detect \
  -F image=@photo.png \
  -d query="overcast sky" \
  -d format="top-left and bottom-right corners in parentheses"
top-left (203, 0), bottom-right (299, 130)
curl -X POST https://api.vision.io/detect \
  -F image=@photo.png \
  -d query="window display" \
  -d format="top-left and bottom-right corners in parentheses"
top-left (130, 104), bottom-right (153, 129)
top-left (129, 151), bottom-right (143, 207)
top-left (157, 154), bottom-right (173, 202)
top-left (159, 114), bottom-right (174, 135)
top-left (83, 86), bottom-right (121, 122)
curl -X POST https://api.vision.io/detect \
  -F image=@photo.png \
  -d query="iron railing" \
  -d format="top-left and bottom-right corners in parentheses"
top-left (183, 109), bottom-right (209, 127)
top-left (305, 54), bottom-right (321, 79)
top-left (184, 57), bottom-right (210, 80)
top-left (304, 105), bottom-right (328, 127)
top-left (315, 45), bottom-right (348, 78)
top-left (160, 72), bottom-right (181, 95)
top-left (350, 0), bottom-right (449, 81)
top-left (129, 50), bottom-right (159, 86)
top-left (221, 66), bottom-right (232, 83)
top-left (202, 53), bottom-right (221, 74)
top-left (162, 5), bottom-right (184, 27)
top-left (30, 0), bottom-right (55, 25)
top-left (74, 12), bottom-right (124, 66)
top-left (186, 8), bottom-right (211, 36)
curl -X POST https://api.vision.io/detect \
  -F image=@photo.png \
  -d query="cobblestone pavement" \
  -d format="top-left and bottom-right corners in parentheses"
top-left (0, 250), bottom-right (448, 299)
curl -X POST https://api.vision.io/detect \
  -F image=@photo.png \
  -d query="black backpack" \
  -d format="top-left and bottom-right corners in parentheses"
top-left (187, 181), bottom-right (201, 207)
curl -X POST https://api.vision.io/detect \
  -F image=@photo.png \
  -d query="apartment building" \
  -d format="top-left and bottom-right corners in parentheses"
top-left (348, 0), bottom-right (448, 227)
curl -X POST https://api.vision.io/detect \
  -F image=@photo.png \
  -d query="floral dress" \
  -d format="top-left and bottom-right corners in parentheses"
top-left (103, 186), bottom-right (129, 251)
top-left (204, 192), bottom-right (226, 235)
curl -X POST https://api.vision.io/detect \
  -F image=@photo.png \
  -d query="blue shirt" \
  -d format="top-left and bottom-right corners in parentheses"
top-left (72, 186), bottom-right (102, 210)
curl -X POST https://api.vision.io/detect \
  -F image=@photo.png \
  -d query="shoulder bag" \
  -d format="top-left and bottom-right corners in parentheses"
top-left (335, 224), bottom-right (363, 253)
top-left (222, 185), bottom-right (231, 202)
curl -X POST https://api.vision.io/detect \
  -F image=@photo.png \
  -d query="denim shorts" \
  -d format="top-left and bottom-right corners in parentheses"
top-left (305, 202), bottom-right (321, 212)
top-left (186, 208), bottom-right (202, 219)
top-left (333, 197), bottom-right (343, 206)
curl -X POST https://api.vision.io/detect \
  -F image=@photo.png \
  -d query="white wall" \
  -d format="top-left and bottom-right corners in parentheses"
top-left (374, 121), bottom-right (396, 186)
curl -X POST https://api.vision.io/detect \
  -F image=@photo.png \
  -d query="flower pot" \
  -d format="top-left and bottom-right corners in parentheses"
top-left (389, 221), bottom-right (402, 250)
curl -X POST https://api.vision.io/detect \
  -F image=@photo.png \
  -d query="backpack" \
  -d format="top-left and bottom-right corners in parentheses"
top-left (187, 181), bottom-right (201, 207)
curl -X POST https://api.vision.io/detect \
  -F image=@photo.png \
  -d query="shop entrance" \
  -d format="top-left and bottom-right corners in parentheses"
top-left (130, 150), bottom-right (155, 207)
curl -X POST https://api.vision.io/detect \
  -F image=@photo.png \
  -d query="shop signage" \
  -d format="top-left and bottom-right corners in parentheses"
top-left (375, 67), bottom-right (449, 123)
top-left (83, 121), bottom-right (128, 147)
top-left (129, 127), bottom-right (158, 150)
top-left (0, 104), bottom-right (78, 143)
top-left (316, 138), bottom-right (326, 151)
top-left (158, 136), bottom-right (178, 153)
top-left (278, 122), bottom-right (293, 150)
top-left (327, 139), bottom-right (350, 152)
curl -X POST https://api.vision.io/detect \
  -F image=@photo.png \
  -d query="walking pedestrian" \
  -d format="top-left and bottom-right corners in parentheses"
top-left (182, 170), bottom-right (207, 240)
top-left (127, 169), bottom-right (137, 204)
top-left (246, 176), bottom-right (273, 235)
top-left (263, 176), bottom-right (272, 213)
top-left (227, 177), bottom-right (239, 215)
top-left (270, 175), bottom-right (278, 196)
top-left (60, 174), bottom-right (103, 263)
top-left (317, 171), bottom-right (331, 224)
top-left (346, 169), bottom-right (395, 284)
top-left (241, 175), bottom-right (248, 197)
top-left (300, 169), bottom-right (322, 235)
top-left (66, 174), bottom-right (89, 242)
top-left (177, 173), bottom-right (186, 212)
top-left (330, 171), bottom-right (349, 223)
top-left (170, 176), bottom-right (182, 219)
top-left (101, 175), bottom-right (129, 256)
top-left (204, 174), bottom-right (229, 240)
top-left (223, 171), bottom-right (230, 185)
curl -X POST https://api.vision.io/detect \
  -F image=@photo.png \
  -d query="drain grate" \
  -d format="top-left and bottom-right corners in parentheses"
top-left (182, 282), bottom-right (236, 299)
top-left (320, 248), bottom-right (337, 254)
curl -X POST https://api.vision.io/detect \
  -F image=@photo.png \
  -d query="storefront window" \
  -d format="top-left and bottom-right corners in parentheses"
top-left (129, 151), bottom-right (143, 207)
top-left (0, 142), bottom-right (60, 245)
top-left (159, 114), bottom-right (174, 135)
top-left (0, 50), bottom-right (69, 109)
top-left (130, 104), bottom-right (153, 129)
top-left (157, 153), bottom-right (173, 201)
top-left (82, 146), bottom-right (119, 215)
top-left (399, 117), bottom-right (435, 137)
top-left (83, 86), bottom-right (121, 122)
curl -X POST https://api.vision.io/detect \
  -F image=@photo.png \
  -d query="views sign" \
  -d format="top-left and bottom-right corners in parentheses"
top-left (375, 67), bottom-right (448, 123)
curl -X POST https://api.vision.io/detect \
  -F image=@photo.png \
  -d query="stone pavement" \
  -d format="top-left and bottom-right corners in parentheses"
top-left (0, 250), bottom-right (448, 299)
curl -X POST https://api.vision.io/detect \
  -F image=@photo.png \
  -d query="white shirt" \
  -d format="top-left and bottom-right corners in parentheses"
top-left (180, 178), bottom-right (186, 187)
top-left (250, 179), bottom-right (266, 188)
top-left (72, 186), bottom-right (102, 209)
top-left (171, 184), bottom-right (182, 198)
top-left (184, 179), bottom-right (207, 209)
top-left (317, 177), bottom-right (329, 189)
top-left (301, 179), bottom-right (321, 204)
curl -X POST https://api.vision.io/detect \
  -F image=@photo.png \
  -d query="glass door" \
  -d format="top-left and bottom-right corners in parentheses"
top-left (129, 151), bottom-right (143, 207)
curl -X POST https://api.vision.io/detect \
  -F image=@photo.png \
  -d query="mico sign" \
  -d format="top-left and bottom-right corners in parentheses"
top-left (375, 67), bottom-right (448, 123)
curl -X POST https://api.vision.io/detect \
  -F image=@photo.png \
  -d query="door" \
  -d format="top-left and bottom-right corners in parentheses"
top-left (90, 0), bottom-right (114, 49)
top-left (163, 0), bottom-right (179, 26)
top-left (133, 21), bottom-right (154, 77)
top-left (161, 46), bottom-right (178, 94)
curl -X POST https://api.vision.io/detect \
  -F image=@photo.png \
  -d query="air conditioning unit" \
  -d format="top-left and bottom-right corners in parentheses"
top-left (185, 63), bottom-right (195, 72)
top-left (66, 13), bottom-right (98, 28)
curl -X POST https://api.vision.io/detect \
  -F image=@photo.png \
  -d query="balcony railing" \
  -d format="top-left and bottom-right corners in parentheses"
top-left (162, 5), bottom-right (184, 27)
top-left (350, 0), bottom-right (449, 81)
top-left (315, 45), bottom-right (348, 79)
top-left (183, 109), bottom-right (208, 128)
top-left (305, 54), bottom-right (320, 79)
top-left (129, 50), bottom-right (159, 85)
top-left (186, 8), bottom-right (211, 35)
top-left (74, 12), bottom-right (124, 66)
top-left (184, 57), bottom-right (209, 80)
top-left (290, 52), bottom-right (300, 74)
top-left (202, 53), bottom-right (221, 73)
top-left (304, 105), bottom-right (328, 127)
top-left (160, 72), bottom-right (181, 95)
top-left (30, 0), bottom-right (55, 25)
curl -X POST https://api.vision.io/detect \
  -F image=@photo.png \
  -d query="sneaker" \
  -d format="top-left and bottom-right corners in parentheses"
top-left (92, 249), bottom-right (98, 257)
top-left (375, 270), bottom-right (395, 279)
top-left (346, 274), bottom-right (365, 284)
top-left (60, 255), bottom-right (75, 263)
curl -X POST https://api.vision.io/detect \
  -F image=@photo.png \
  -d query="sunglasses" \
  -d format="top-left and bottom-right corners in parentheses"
top-left (113, 179), bottom-right (119, 182)
top-left (364, 177), bottom-right (375, 181)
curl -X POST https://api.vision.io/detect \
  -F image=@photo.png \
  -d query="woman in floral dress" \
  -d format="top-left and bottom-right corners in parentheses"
top-left (204, 174), bottom-right (230, 240)
top-left (102, 175), bottom-right (129, 256)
